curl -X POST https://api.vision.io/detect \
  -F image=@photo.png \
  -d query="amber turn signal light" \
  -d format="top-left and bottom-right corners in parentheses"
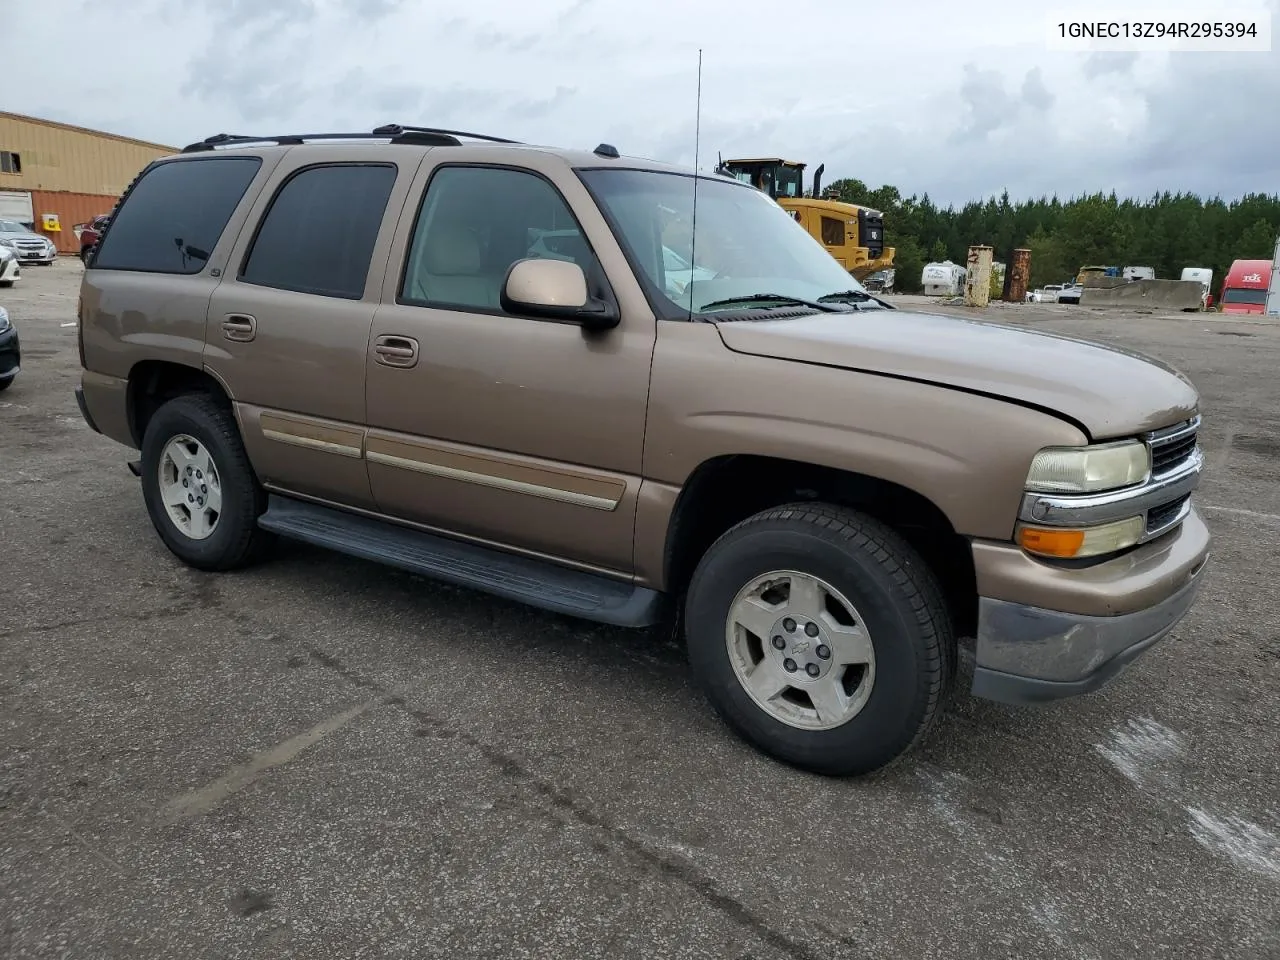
top-left (1017, 516), bottom-right (1145, 560)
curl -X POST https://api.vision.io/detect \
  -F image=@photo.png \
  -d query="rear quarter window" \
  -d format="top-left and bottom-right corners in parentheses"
top-left (93, 157), bottom-right (262, 274)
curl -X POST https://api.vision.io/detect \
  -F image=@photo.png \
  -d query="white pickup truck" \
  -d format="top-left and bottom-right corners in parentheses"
top-left (1057, 282), bottom-right (1083, 305)
top-left (1028, 283), bottom-right (1063, 303)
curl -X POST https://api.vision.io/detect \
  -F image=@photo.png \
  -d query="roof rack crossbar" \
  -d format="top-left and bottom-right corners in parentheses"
top-left (180, 125), bottom-right (520, 153)
top-left (371, 124), bottom-right (521, 144)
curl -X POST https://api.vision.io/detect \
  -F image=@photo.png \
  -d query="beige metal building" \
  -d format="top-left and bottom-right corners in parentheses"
top-left (0, 111), bottom-right (177, 254)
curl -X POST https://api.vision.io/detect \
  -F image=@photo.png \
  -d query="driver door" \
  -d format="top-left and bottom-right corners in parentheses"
top-left (363, 155), bottom-right (657, 575)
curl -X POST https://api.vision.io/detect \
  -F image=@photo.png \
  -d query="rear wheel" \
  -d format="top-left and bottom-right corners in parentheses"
top-left (0, 378), bottom-right (12, 392)
top-left (684, 503), bottom-right (952, 776)
top-left (140, 394), bottom-right (273, 571)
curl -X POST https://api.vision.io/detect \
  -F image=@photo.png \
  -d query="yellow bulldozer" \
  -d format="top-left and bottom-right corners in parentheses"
top-left (716, 157), bottom-right (895, 282)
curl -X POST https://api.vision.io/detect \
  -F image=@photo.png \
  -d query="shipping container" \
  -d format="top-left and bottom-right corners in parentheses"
top-left (29, 191), bottom-right (117, 254)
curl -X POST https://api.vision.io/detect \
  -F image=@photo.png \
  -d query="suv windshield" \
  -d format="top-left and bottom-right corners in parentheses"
top-left (579, 168), bottom-right (869, 317)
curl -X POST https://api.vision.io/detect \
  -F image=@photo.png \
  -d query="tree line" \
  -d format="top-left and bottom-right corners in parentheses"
top-left (825, 178), bottom-right (1280, 294)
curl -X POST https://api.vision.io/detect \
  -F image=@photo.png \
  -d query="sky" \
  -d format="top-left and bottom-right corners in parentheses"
top-left (8, 0), bottom-right (1279, 207)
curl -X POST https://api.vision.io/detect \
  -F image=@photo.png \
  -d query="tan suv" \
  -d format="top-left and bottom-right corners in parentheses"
top-left (75, 126), bottom-right (1210, 776)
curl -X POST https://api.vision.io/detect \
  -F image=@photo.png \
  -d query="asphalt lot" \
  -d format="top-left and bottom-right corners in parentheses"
top-left (2, 263), bottom-right (1279, 959)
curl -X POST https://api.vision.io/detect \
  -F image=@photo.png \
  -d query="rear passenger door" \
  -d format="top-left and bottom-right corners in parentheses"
top-left (204, 150), bottom-right (421, 509)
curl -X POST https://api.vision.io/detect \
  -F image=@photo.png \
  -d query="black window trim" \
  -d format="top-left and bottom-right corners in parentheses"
top-left (395, 161), bottom-right (618, 322)
top-left (234, 159), bottom-right (400, 302)
top-left (91, 155), bottom-right (264, 276)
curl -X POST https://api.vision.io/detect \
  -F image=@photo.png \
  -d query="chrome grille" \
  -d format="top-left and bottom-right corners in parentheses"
top-left (1146, 416), bottom-right (1199, 477)
top-left (1146, 493), bottom-right (1190, 535)
top-left (1019, 414), bottom-right (1204, 551)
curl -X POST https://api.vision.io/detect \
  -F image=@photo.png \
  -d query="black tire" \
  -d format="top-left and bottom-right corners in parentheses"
top-left (139, 393), bottom-right (273, 571)
top-left (0, 280), bottom-right (12, 288)
top-left (0, 377), bottom-right (12, 391)
top-left (684, 503), bottom-right (952, 777)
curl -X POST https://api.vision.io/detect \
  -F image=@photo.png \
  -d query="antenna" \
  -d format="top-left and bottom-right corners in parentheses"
top-left (688, 48), bottom-right (703, 321)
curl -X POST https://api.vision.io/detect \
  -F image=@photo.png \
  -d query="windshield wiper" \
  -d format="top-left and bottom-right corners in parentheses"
top-left (818, 289), bottom-right (894, 309)
top-left (699, 293), bottom-right (845, 313)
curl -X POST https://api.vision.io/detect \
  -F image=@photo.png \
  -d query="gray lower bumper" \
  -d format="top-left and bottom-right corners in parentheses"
top-left (971, 561), bottom-right (1207, 704)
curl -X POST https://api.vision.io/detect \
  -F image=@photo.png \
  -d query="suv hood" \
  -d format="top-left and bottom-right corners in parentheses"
top-left (714, 311), bottom-right (1199, 438)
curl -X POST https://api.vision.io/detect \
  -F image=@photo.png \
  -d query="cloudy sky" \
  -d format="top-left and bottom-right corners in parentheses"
top-left (10, 0), bottom-right (1279, 206)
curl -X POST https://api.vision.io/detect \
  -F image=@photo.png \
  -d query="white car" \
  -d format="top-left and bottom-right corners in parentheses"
top-left (0, 244), bottom-right (20, 287)
top-left (0, 219), bottom-right (57, 265)
top-left (1028, 283), bottom-right (1062, 303)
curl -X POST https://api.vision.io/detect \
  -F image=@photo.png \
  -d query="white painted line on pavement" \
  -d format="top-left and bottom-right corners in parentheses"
top-left (1186, 809), bottom-right (1280, 881)
top-left (160, 701), bottom-right (373, 823)
top-left (1200, 503), bottom-right (1280, 523)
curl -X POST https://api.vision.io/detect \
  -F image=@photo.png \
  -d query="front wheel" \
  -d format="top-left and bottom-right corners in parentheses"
top-left (139, 393), bottom-right (273, 571)
top-left (684, 503), bottom-right (952, 777)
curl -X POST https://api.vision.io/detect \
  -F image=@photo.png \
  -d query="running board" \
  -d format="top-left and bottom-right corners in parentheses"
top-left (256, 495), bottom-right (667, 628)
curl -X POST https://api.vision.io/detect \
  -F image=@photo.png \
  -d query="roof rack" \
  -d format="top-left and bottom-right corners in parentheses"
top-left (180, 125), bottom-right (521, 153)
top-left (371, 124), bottom-right (519, 144)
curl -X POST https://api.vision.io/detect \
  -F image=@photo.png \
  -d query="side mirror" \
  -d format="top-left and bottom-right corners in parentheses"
top-left (501, 258), bottom-right (620, 330)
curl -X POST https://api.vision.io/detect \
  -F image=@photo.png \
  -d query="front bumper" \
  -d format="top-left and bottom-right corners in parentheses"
top-left (10, 247), bottom-right (56, 265)
top-left (0, 257), bottom-right (19, 282)
top-left (970, 508), bottom-right (1210, 704)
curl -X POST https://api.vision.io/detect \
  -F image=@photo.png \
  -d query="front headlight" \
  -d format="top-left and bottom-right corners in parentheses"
top-left (0, 307), bottom-right (10, 333)
top-left (1025, 440), bottom-right (1150, 494)
top-left (0, 238), bottom-right (15, 249)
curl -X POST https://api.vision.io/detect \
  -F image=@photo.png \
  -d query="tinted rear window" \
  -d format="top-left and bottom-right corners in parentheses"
top-left (93, 157), bottom-right (261, 274)
top-left (240, 163), bottom-right (397, 300)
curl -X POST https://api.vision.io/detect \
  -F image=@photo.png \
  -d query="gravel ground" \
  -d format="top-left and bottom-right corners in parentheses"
top-left (2, 263), bottom-right (1278, 959)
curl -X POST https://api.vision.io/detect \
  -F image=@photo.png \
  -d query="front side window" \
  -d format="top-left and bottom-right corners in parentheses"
top-left (240, 163), bottom-right (397, 300)
top-left (401, 165), bottom-right (595, 312)
top-left (580, 168), bottom-right (868, 316)
top-left (94, 157), bottom-right (261, 274)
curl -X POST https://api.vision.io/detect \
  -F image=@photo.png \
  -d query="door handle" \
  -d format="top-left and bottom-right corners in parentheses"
top-left (373, 335), bottom-right (419, 368)
top-left (221, 313), bottom-right (257, 342)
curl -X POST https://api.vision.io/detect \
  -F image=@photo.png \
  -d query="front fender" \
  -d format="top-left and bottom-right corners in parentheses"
top-left (641, 321), bottom-right (1087, 541)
